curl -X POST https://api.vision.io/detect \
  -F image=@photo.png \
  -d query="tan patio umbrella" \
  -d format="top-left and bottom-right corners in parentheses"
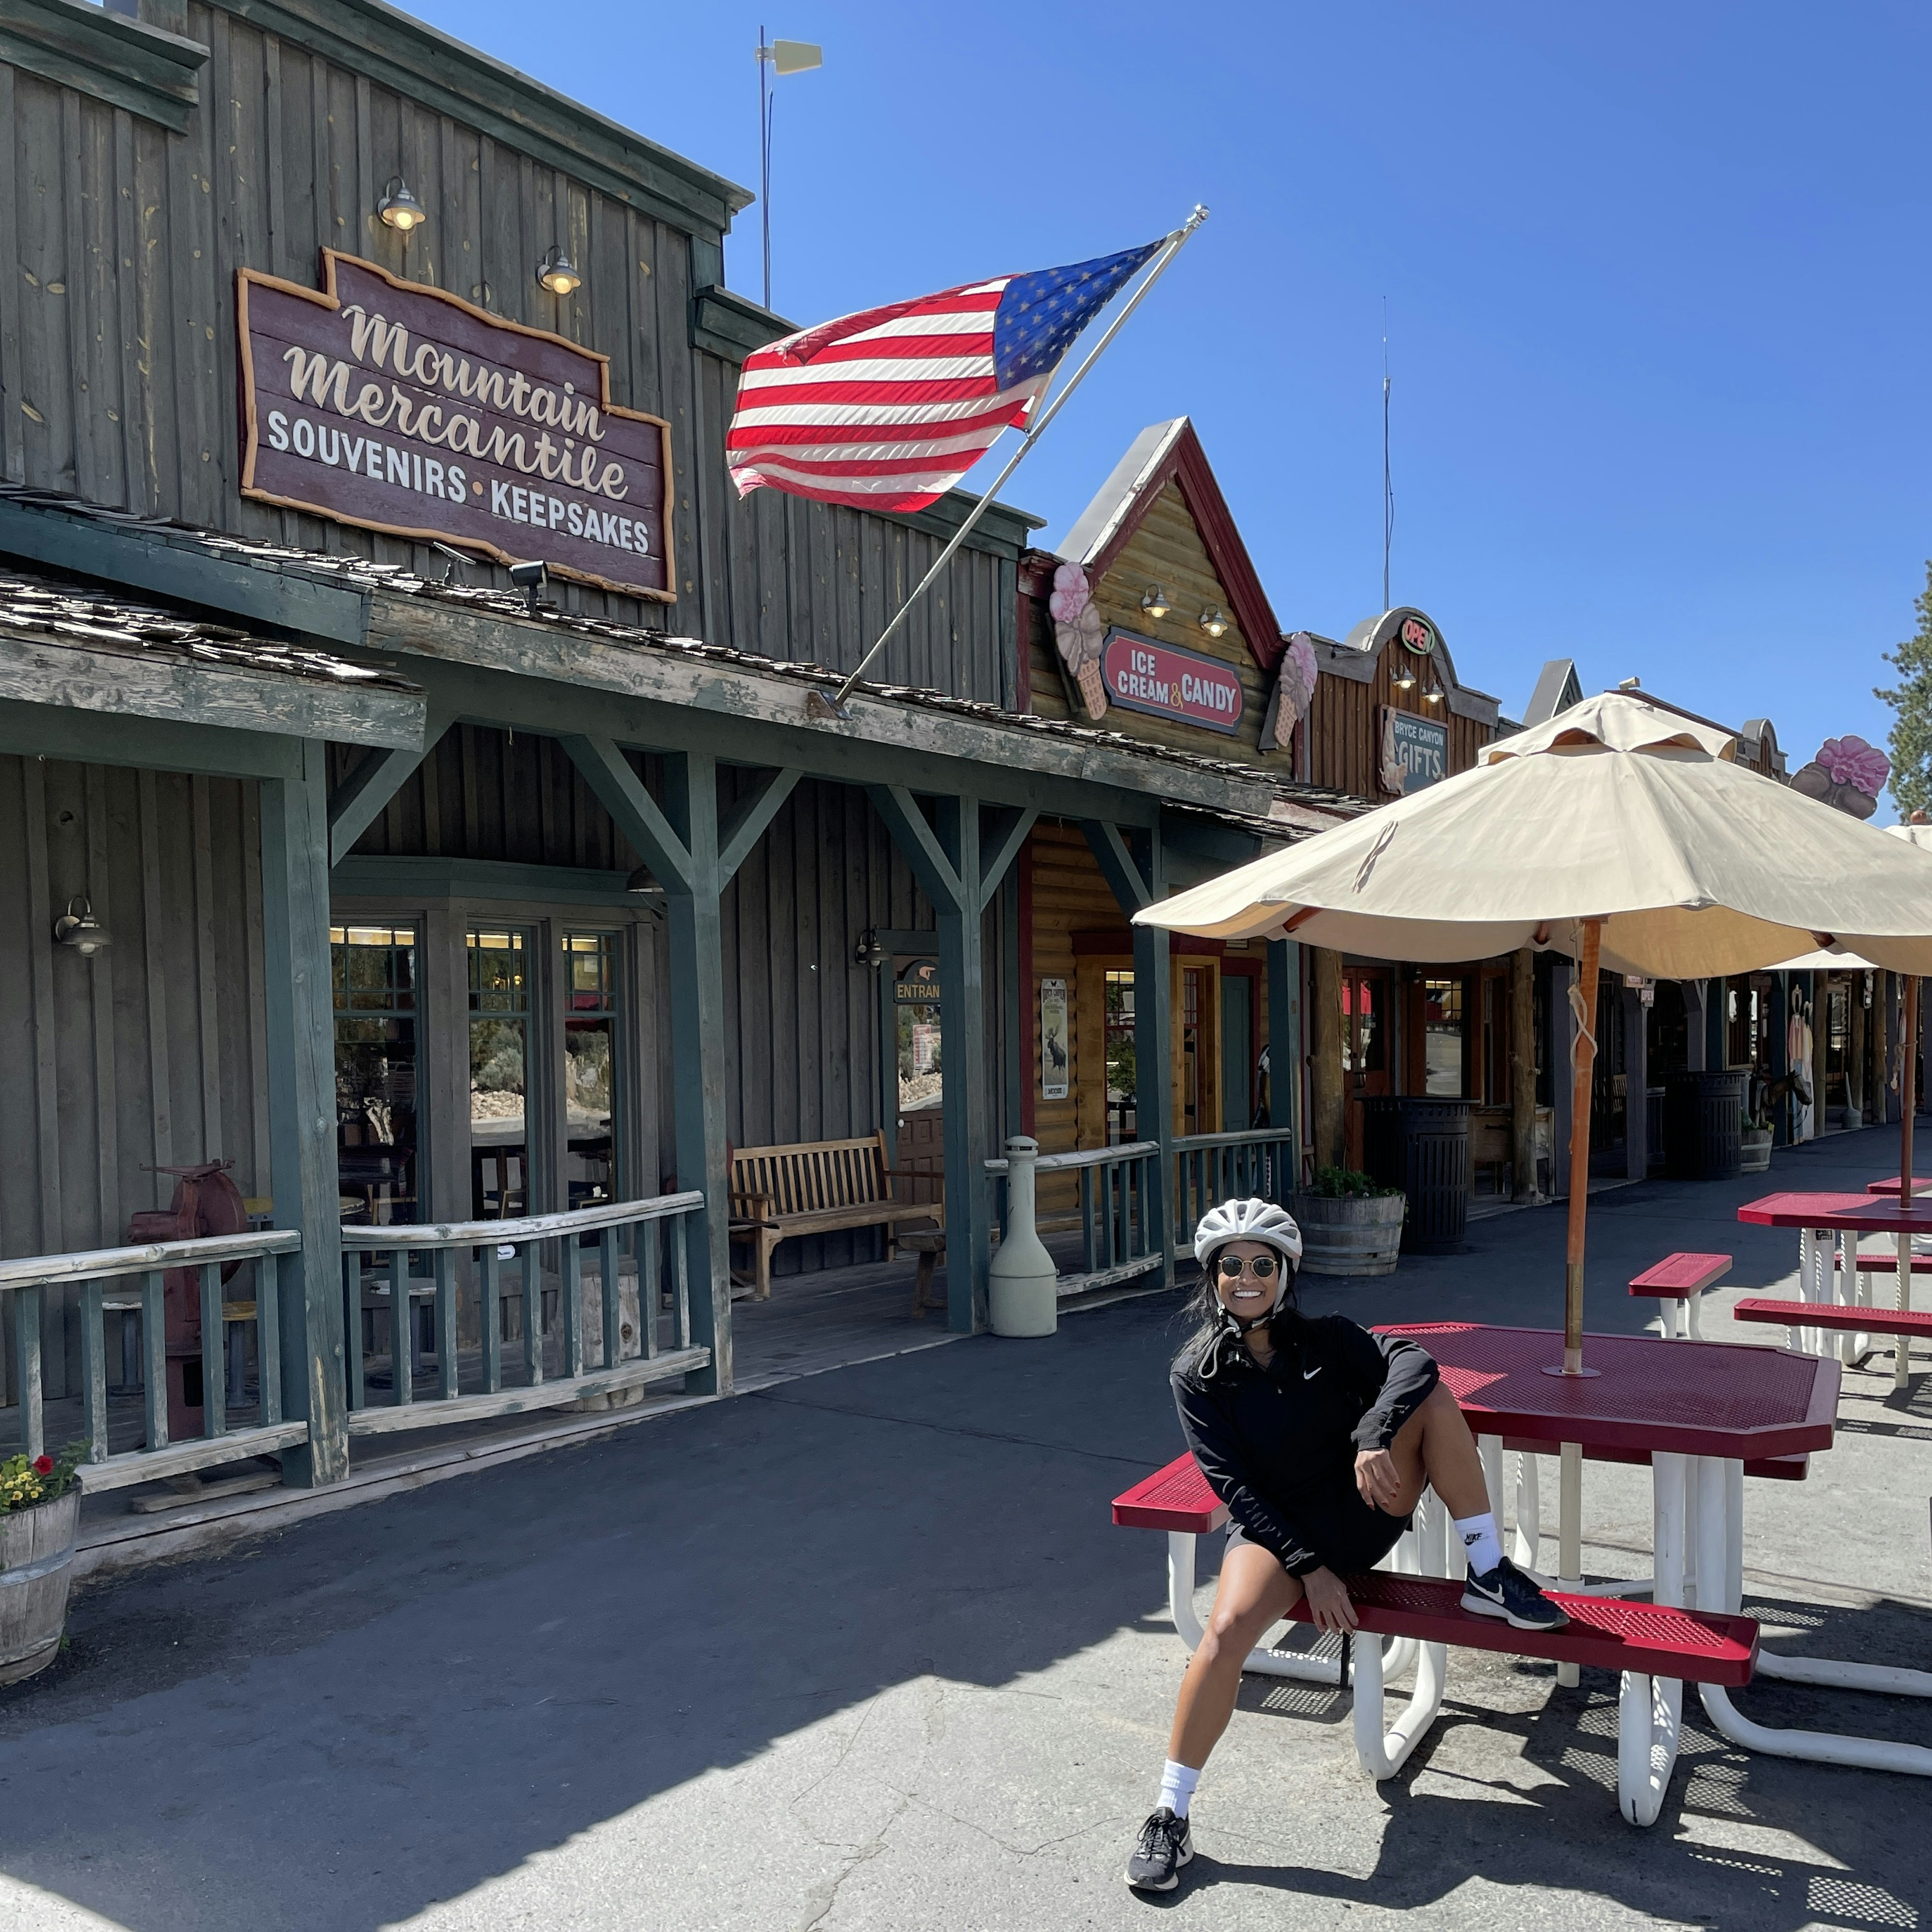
top-left (1137, 692), bottom-right (1932, 1371)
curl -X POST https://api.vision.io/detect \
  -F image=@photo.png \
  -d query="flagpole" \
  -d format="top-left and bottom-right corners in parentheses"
top-left (808, 204), bottom-right (1209, 720)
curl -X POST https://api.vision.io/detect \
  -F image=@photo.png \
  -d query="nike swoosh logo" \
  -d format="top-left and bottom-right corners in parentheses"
top-left (1302, 1366), bottom-right (1321, 1380)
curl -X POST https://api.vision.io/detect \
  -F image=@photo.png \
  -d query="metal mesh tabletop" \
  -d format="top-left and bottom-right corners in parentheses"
top-left (1738, 1190), bottom-right (1932, 1233)
top-left (1377, 1323), bottom-right (1838, 1459)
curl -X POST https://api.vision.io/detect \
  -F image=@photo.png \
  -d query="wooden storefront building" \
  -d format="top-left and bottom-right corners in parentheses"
top-left (0, 0), bottom-right (1340, 1501)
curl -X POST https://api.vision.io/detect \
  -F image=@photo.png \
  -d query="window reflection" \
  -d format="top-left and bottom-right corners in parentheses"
top-left (333, 925), bottom-right (419, 1225)
top-left (564, 932), bottom-right (619, 1211)
top-left (470, 929), bottom-right (529, 1220)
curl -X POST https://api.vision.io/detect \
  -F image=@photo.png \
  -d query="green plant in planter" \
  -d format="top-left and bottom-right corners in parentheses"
top-left (1308, 1165), bottom-right (1404, 1200)
top-left (0, 1441), bottom-right (85, 1515)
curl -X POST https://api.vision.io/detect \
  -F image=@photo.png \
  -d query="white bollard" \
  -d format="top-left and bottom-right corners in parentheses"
top-left (989, 1137), bottom-right (1058, 1336)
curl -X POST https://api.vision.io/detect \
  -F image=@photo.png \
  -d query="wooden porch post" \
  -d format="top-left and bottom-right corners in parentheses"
top-left (1082, 821), bottom-right (1174, 1291)
top-left (1623, 983), bottom-right (1648, 1182)
top-left (1509, 946), bottom-right (1538, 1200)
top-left (869, 788), bottom-right (1036, 1332)
top-left (259, 741), bottom-right (348, 1487)
top-left (562, 737), bottom-right (803, 1394)
top-left (1311, 946), bottom-right (1344, 1173)
top-left (1266, 937), bottom-right (1300, 1172)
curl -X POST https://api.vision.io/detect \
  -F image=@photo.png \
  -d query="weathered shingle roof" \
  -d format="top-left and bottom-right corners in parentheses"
top-left (0, 561), bottom-right (421, 694)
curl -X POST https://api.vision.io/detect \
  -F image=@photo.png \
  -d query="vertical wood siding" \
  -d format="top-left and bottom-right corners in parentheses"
top-left (0, 16), bottom-right (1008, 701)
top-left (1304, 643), bottom-right (1493, 798)
top-left (0, 755), bottom-right (267, 1402)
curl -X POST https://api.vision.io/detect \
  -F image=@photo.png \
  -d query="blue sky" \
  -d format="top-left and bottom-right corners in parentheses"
top-left (418, 1), bottom-right (1929, 805)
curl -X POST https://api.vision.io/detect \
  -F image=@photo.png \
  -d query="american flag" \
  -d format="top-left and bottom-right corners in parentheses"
top-left (725, 242), bottom-right (1162, 512)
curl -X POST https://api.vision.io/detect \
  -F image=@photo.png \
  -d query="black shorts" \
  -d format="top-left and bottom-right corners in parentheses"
top-left (1225, 1484), bottom-right (1410, 1575)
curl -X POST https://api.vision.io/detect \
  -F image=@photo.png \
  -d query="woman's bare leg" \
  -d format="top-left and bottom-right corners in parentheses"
top-left (1167, 1542), bottom-right (1305, 1768)
top-left (1380, 1380), bottom-right (1491, 1519)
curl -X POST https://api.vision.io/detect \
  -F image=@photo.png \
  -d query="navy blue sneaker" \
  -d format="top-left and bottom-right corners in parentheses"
top-left (1125, 1807), bottom-right (1193, 1891)
top-left (1462, 1556), bottom-right (1570, 1631)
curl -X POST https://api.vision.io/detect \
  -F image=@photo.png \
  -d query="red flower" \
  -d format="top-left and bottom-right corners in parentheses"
top-left (32, 1455), bottom-right (53, 1476)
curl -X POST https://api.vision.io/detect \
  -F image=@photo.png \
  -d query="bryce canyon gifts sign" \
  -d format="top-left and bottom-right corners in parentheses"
top-left (238, 253), bottom-right (673, 600)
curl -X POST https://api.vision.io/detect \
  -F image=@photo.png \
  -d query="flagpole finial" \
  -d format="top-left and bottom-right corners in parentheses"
top-left (1186, 204), bottom-right (1210, 230)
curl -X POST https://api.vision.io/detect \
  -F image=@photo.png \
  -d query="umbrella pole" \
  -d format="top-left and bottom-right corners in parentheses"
top-left (1898, 975), bottom-right (1919, 1393)
top-left (1563, 919), bottom-right (1604, 1375)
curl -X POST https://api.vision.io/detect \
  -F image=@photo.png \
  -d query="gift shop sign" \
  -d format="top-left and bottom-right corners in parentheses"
top-left (238, 253), bottom-right (673, 600)
top-left (1379, 705), bottom-right (1448, 794)
top-left (1099, 629), bottom-right (1244, 736)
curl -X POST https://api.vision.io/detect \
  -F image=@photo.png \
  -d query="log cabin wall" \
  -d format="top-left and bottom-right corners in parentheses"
top-left (1303, 627), bottom-right (1496, 799)
top-left (0, 755), bottom-right (272, 1402)
top-left (1025, 481), bottom-right (1289, 767)
top-left (0, 0), bottom-right (1020, 700)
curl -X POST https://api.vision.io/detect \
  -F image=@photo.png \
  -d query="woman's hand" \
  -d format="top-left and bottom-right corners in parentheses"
top-left (1355, 1446), bottom-right (1401, 1512)
top-left (1302, 1566), bottom-right (1356, 1634)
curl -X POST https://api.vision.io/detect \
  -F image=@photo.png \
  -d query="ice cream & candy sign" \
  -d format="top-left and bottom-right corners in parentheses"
top-left (1099, 630), bottom-right (1244, 736)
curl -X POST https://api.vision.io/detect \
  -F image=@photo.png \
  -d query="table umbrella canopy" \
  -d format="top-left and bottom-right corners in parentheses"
top-left (1136, 693), bottom-right (1932, 980)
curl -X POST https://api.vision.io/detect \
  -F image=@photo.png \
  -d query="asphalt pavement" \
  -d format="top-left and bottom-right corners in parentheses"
top-left (1, 1125), bottom-right (1928, 1931)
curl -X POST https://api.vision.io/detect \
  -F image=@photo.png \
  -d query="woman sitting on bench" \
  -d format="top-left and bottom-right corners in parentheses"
top-left (1127, 1196), bottom-right (1567, 1893)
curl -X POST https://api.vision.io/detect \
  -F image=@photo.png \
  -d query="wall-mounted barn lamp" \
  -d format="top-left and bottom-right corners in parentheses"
top-left (54, 896), bottom-right (111, 955)
top-left (377, 176), bottom-right (427, 232)
top-left (1140, 585), bottom-right (1170, 621)
top-left (1423, 683), bottom-right (1443, 706)
top-left (853, 928), bottom-right (887, 970)
top-left (536, 246), bottom-right (582, 296)
top-left (1197, 606), bottom-right (1228, 638)
top-left (1391, 666), bottom-right (1417, 692)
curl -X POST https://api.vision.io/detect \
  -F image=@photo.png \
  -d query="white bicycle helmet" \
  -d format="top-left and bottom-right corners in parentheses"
top-left (1193, 1197), bottom-right (1303, 1310)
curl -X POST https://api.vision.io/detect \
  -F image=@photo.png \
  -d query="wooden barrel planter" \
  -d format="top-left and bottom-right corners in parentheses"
top-left (1740, 1128), bottom-right (1773, 1175)
top-left (0, 1487), bottom-right (80, 1686)
top-left (1292, 1192), bottom-right (1406, 1278)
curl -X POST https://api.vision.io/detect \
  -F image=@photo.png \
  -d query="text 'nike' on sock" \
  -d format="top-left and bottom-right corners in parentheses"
top-left (1455, 1510), bottom-right (1503, 1575)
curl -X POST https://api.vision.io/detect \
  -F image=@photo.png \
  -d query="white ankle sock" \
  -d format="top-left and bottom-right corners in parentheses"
top-left (1456, 1511), bottom-right (1503, 1575)
top-left (1158, 1758), bottom-right (1200, 1819)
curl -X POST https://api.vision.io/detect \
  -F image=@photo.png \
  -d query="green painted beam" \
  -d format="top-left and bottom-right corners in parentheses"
top-left (328, 711), bottom-right (453, 865)
top-left (331, 855), bottom-right (651, 907)
top-left (258, 741), bottom-right (349, 1485)
top-left (0, 697), bottom-right (303, 779)
top-left (0, 0), bottom-right (206, 132)
top-left (717, 768), bottom-right (802, 883)
top-left (556, 735), bottom-right (694, 892)
top-left (976, 806), bottom-right (1039, 910)
top-left (1267, 938), bottom-right (1301, 1165)
top-left (930, 797), bottom-right (992, 1333)
top-left (1082, 820), bottom-right (1156, 914)
top-left (864, 785), bottom-right (964, 911)
top-left (0, 499), bottom-right (371, 646)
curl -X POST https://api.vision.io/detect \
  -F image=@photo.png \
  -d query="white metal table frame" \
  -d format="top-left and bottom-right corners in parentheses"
top-left (1791, 1224), bottom-right (1924, 1391)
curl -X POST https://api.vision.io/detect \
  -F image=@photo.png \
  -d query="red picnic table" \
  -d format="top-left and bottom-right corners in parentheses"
top-left (1738, 1191), bottom-right (1932, 1391)
top-left (1115, 1321), bottom-right (1932, 1819)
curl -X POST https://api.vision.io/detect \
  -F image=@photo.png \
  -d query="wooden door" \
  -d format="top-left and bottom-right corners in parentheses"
top-left (1172, 961), bottom-right (1220, 1139)
top-left (1341, 965), bottom-right (1391, 1169)
top-left (1221, 974), bottom-right (1254, 1130)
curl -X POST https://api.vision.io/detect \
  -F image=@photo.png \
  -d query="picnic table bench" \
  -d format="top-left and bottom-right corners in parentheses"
top-left (728, 1132), bottom-right (941, 1300)
top-left (1629, 1251), bottom-right (1730, 1338)
top-left (1112, 1451), bottom-right (1760, 1826)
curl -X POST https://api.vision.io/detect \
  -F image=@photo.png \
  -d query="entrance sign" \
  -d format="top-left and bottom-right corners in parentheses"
top-left (238, 252), bottom-right (674, 600)
top-left (1099, 628), bottom-right (1244, 736)
top-left (1040, 977), bottom-right (1069, 1100)
top-left (1379, 705), bottom-right (1448, 794)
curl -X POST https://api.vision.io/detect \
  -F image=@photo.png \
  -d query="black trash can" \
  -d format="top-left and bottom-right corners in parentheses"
top-left (1663, 1070), bottom-right (1748, 1181)
top-left (1361, 1096), bottom-right (1471, 1253)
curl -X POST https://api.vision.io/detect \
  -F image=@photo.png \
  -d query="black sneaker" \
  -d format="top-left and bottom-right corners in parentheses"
top-left (1125, 1807), bottom-right (1193, 1891)
top-left (1461, 1556), bottom-right (1571, 1632)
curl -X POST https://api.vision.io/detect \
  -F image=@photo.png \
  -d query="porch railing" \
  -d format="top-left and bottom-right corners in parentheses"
top-left (0, 1230), bottom-right (308, 1491)
top-left (339, 1191), bottom-right (708, 1435)
top-left (987, 1141), bottom-right (1164, 1297)
top-left (988, 1127), bottom-right (1299, 1299)
top-left (1170, 1129), bottom-right (1298, 1257)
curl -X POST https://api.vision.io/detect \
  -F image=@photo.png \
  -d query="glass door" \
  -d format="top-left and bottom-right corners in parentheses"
top-left (562, 932), bottom-right (622, 1211)
top-left (468, 928), bottom-right (530, 1220)
top-left (333, 924), bottom-right (420, 1226)
top-left (1340, 967), bottom-right (1389, 1168)
top-left (893, 954), bottom-right (945, 1202)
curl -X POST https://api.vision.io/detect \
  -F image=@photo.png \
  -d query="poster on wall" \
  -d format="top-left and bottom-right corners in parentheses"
top-left (1040, 978), bottom-right (1070, 1100)
top-left (237, 252), bottom-right (674, 600)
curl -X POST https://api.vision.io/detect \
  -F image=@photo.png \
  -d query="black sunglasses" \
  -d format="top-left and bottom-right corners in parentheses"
top-left (1217, 1253), bottom-right (1278, 1280)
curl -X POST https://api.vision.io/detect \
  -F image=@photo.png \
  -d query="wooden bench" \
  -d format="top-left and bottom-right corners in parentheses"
top-left (728, 1132), bottom-right (942, 1300)
top-left (1113, 1452), bottom-right (1759, 1826)
top-left (1629, 1251), bottom-right (1730, 1338)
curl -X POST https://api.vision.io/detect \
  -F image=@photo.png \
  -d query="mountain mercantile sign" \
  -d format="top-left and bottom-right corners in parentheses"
top-left (238, 253), bottom-right (673, 599)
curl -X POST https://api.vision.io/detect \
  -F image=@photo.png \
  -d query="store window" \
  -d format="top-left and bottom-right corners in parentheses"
top-left (333, 924), bottom-right (419, 1226)
top-left (563, 932), bottom-right (621, 1211)
top-left (1423, 978), bottom-right (1466, 1097)
top-left (1341, 971), bottom-right (1387, 1085)
top-left (1104, 971), bottom-right (1138, 1144)
top-left (469, 929), bottom-right (529, 1219)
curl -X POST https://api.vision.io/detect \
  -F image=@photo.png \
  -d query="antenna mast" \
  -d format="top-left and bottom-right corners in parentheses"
top-left (1382, 297), bottom-right (1393, 611)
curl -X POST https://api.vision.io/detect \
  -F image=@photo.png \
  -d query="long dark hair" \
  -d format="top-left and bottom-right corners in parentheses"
top-left (1184, 1242), bottom-right (1305, 1375)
